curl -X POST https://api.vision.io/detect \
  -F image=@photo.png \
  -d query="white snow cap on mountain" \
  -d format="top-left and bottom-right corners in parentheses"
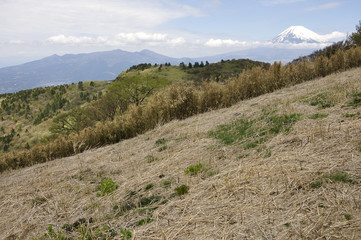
top-left (271, 26), bottom-right (346, 44)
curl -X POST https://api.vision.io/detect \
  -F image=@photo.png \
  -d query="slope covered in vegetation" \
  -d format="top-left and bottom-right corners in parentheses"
top-left (1, 44), bottom-right (361, 172)
top-left (0, 66), bottom-right (360, 239)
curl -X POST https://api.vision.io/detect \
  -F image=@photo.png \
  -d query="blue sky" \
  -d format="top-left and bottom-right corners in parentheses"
top-left (0, 0), bottom-right (359, 67)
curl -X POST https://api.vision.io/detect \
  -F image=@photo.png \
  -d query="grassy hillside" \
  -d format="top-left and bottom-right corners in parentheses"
top-left (0, 67), bottom-right (360, 239)
top-left (0, 81), bottom-right (110, 153)
top-left (0, 59), bottom-right (268, 155)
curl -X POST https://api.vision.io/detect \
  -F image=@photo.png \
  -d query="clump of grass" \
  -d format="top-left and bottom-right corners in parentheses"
top-left (119, 228), bottom-right (132, 240)
top-left (145, 155), bottom-right (159, 163)
top-left (158, 145), bottom-right (168, 152)
top-left (138, 195), bottom-right (161, 207)
top-left (32, 197), bottom-right (47, 206)
top-left (309, 113), bottom-right (328, 119)
top-left (97, 178), bottom-right (118, 197)
top-left (347, 91), bottom-right (361, 107)
top-left (344, 214), bottom-right (352, 220)
top-left (268, 113), bottom-right (302, 134)
top-left (324, 172), bottom-right (353, 183)
top-left (310, 171), bottom-right (353, 189)
top-left (342, 112), bottom-right (360, 118)
top-left (311, 180), bottom-right (323, 189)
top-left (137, 215), bottom-right (153, 226)
top-left (145, 183), bottom-right (154, 190)
top-left (155, 138), bottom-right (166, 145)
top-left (174, 184), bottom-right (189, 196)
top-left (310, 93), bottom-right (334, 108)
top-left (185, 163), bottom-right (203, 176)
top-left (162, 179), bottom-right (173, 188)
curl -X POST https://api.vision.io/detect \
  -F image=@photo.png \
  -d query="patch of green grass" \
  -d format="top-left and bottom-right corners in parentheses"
top-left (344, 214), bottom-right (351, 220)
top-left (137, 215), bottom-right (153, 226)
top-left (207, 170), bottom-right (220, 177)
top-left (138, 195), bottom-right (162, 207)
top-left (155, 138), bottom-right (166, 146)
top-left (324, 172), bottom-right (353, 183)
top-left (145, 155), bottom-right (159, 163)
top-left (185, 163), bottom-right (203, 176)
top-left (311, 171), bottom-right (353, 189)
top-left (145, 183), bottom-right (154, 190)
top-left (158, 145), bottom-right (168, 152)
top-left (174, 184), bottom-right (189, 196)
top-left (309, 113), bottom-right (328, 119)
top-left (97, 178), bottom-right (118, 197)
top-left (32, 197), bottom-right (47, 206)
top-left (310, 93), bottom-right (334, 108)
top-left (162, 179), bottom-right (173, 188)
top-left (284, 222), bottom-right (291, 228)
top-left (347, 91), bottom-right (361, 107)
top-left (358, 146), bottom-right (361, 152)
top-left (310, 180), bottom-right (323, 189)
top-left (209, 111), bottom-right (301, 150)
top-left (119, 228), bottom-right (132, 240)
top-left (342, 112), bottom-right (360, 118)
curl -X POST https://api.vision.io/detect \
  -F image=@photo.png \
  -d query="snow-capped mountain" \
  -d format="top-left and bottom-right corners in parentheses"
top-left (271, 26), bottom-right (325, 44)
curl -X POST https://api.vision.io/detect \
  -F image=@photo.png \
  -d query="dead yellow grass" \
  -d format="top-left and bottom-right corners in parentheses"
top-left (0, 68), bottom-right (360, 239)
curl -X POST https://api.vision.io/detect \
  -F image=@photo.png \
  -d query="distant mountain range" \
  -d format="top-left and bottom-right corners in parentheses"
top-left (0, 26), bottom-right (343, 94)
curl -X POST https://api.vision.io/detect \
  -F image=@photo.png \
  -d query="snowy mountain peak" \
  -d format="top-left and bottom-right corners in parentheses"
top-left (271, 26), bottom-right (324, 44)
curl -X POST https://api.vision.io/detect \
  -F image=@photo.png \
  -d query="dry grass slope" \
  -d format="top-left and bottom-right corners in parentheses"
top-left (0, 68), bottom-right (360, 239)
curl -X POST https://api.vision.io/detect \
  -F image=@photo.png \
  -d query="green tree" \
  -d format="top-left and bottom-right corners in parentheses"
top-left (109, 74), bottom-right (169, 106)
top-left (349, 20), bottom-right (361, 46)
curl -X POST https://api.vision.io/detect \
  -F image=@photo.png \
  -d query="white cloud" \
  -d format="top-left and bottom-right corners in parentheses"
top-left (321, 31), bottom-right (347, 42)
top-left (205, 38), bottom-right (260, 47)
top-left (307, 2), bottom-right (341, 11)
top-left (46, 33), bottom-right (186, 47)
top-left (0, 0), bottom-right (202, 37)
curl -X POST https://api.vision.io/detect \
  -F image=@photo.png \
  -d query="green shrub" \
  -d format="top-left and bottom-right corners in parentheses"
top-left (155, 138), bottom-right (166, 145)
top-left (158, 145), bottom-right (168, 152)
top-left (145, 183), bottom-right (154, 190)
top-left (97, 178), bottom-right (118, 197)
top-left (174, 184), bottom-right (189, 196)
top-left (185, 163), bottom-right (203, 176)
top-left (145, 155), bottom-right (158, 163)
top-left (120, 228), bottom-right (132, 240)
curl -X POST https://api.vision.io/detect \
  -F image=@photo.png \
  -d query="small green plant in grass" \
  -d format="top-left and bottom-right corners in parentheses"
top-left (311, 180), bottom-right (323, 189)
top-left (145, 183), bottom-right (154, 190)
top-left (158, 145), bottom-right (168, 152)
top-left (138, 195), bottom-right (162, 207)
top-left (32, 197), bottom-right (47, 206)
top-left (145, 155), bottom-right (158, 163)
top-left (174, 184), bottom-right (189, 196)
top-left (358, 146), bottom-right (361, 152)
top-left (97, 178), bottom-right (118, 197)
top-left (344, 214), bottom-right (351, 220)
top-left (155, 138), bottom-right (166, 145)
top-left (284, 222), bottom-right (291, 228)
top-left (185, 163), bottom-right (203, 176)
top-left (309, 113), bottom-right (328, 119)
top-left (137, 214), bottom-right (153, 226)
top-left (36, 225), bottom-right (69, 240)
top-left (310, 93), bottom-right (334, 108)
top-left (311, 171), bottom-right (353, 189)
top-left (347, 91), bottom-right (361, 107)
top-left (162, 179), bottom-right (172, 188)
top-left (120, 228), bottom-right (132, 240)
top-left (342, 112), bottom-right (360, 118)
top-left (324, 171), bottom-right (352, 183)
top-left (207, 170), bottom-right (220, 177)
